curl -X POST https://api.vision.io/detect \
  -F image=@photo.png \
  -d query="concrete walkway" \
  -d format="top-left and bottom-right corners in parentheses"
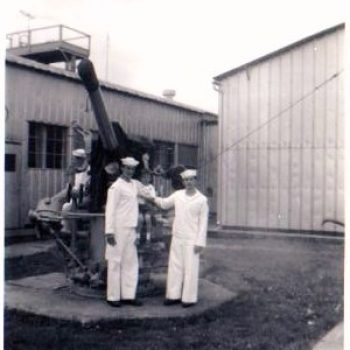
top-left (312, 322), bottom-right (343, 350)
top-left (5, 274), bottom-right (235, 324)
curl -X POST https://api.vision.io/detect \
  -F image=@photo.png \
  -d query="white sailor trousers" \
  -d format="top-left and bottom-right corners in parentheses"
top-left (106, 228), bottom-right (138, 301)
top-left (166, 236), bottom-right (200, 303)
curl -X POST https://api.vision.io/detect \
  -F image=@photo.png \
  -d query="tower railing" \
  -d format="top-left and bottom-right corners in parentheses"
top-left (6, 24), bottom-right (91, 54)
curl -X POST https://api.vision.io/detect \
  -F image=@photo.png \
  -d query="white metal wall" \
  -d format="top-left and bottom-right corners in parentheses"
top-left (5, 63), bottom-right (217, 227)
top-left (217, 28), bottom-right (344, 232)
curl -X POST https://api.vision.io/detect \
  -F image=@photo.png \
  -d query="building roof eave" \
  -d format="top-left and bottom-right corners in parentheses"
top-left (213, 23), bottom-right (345, 82)
top-left (6, 52), bottom-right (217, 118)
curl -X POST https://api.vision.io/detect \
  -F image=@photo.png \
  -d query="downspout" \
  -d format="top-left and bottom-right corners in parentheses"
top-left (212, 79), bottom-right (223, 226)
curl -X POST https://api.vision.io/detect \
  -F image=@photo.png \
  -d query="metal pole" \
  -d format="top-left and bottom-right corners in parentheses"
top-left (105, 33), bottom-right (110, 81)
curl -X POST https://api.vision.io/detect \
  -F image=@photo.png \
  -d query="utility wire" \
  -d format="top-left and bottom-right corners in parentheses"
top-left (199, 69), bottom-right (343, 170)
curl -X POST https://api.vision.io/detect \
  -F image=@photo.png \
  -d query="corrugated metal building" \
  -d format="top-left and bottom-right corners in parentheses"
top-left (5, 53), bottom-right (217, 230)
top-left (214, 23), bottom-right (344, 233)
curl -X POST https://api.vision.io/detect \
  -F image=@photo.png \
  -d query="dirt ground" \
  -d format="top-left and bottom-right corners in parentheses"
top-left (5, 234), bottom-right (344, 350)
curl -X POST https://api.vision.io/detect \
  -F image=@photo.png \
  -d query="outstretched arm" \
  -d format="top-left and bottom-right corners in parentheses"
top-left (154, 193), bottom-right (176, 210)
top-left (139, 184), bottom-right (176, 210)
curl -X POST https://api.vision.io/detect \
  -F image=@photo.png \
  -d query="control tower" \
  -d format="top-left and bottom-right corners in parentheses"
top-left (6, 25), bottom-right (91, 72)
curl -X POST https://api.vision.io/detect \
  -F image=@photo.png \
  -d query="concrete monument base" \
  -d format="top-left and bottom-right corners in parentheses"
top-left (5, 272), bottom-right (235, 325)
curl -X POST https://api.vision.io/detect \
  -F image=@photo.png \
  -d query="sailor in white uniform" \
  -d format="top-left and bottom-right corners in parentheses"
top-left (104, 157), bottom-right (144, 307)
top-left (61, 148), bottom-right (90, 234)
top-left (150, 169), bottom-right (209, 307)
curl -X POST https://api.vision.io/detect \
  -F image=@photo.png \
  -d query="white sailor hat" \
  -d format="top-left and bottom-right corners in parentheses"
top-left (121, 157), bottom-right (139, 167)
top-left (180, 169), bottom-right (197, 179)
top-left (72, 148), bottom-right (87, 158)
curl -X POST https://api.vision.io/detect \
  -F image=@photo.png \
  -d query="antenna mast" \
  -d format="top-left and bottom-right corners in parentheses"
top-left (19, 10), bottom-right (35, 31)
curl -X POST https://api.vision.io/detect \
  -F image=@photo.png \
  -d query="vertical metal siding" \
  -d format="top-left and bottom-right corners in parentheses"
top-left (300, 41), bottom-right (315, 230)
top-left (247, 67), bottom-right (260, 227)
top-left (217, 87), bottom-right (224, 225)
top-left (324, 33), bottom-right (342, 230)
top-left (290, 48), bottom-right (303, 230)
top-left (258, 62), bottom-right (270, 229)
top-left (268, 56), bottom-right (281, 229)
top-left (218, 28), bottom-right (344, 232)
top-left (237, 71), bottom-right (248, 226)
top-left (279, 53), bottom-right (293, 230)
top-left (217, 81), bottom-right (226, 225)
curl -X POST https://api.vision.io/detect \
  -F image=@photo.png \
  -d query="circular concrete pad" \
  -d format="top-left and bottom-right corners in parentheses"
top-left (5, 273), bottom-right (236, 325)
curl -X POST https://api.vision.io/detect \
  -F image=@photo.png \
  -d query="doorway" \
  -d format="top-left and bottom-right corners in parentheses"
top-left (5, 142), bottom-right (22, 228)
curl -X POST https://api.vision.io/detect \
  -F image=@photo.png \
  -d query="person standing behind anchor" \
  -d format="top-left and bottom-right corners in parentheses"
top-left (104, 156), bottom-right (145, 307)
top-left (137, 169), bottom-right (156, 245)
top-left (146, 168), bottom-right (209, 308)
top-left (61, 148), bottom-right (91, 236)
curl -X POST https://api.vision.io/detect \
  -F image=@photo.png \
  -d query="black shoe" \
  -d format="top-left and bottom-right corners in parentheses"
top-left (182, 302), bottom-right (196, 308)
top-left (122, 299), bottom-right (143, 306)
top-left (163, 299), bottom-right (181, 306)
top-left (107, 300), bottom-right (122, 307)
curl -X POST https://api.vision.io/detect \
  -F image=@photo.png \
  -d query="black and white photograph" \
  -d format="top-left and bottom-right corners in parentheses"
top-left (2, 0), bottom-right (348, 349)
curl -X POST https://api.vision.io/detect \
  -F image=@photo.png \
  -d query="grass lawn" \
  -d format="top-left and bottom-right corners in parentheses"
top-left (4, 235), bottom-right (344, 350)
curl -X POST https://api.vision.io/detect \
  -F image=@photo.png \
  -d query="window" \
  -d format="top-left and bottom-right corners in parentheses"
top-left (177, 144), bottom-right (198, 168)
top-left (153, 140), bottom-right (175, 170)
top-left (5, 154), bottom-right (16, 172)
top-left (28, 122), bottom-right (67, 169)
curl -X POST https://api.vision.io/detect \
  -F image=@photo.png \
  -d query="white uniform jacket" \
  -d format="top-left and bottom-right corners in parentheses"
top-left (154, 189), bottom-right (209, 247)
top-left (74, 166), bottom-right (90, 192)
top-left (105, 177), bottom-right (144, 233)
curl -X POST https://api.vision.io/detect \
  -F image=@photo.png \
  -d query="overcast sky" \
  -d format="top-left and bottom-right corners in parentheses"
top-left (4, 0), bottom-right (347, 113)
